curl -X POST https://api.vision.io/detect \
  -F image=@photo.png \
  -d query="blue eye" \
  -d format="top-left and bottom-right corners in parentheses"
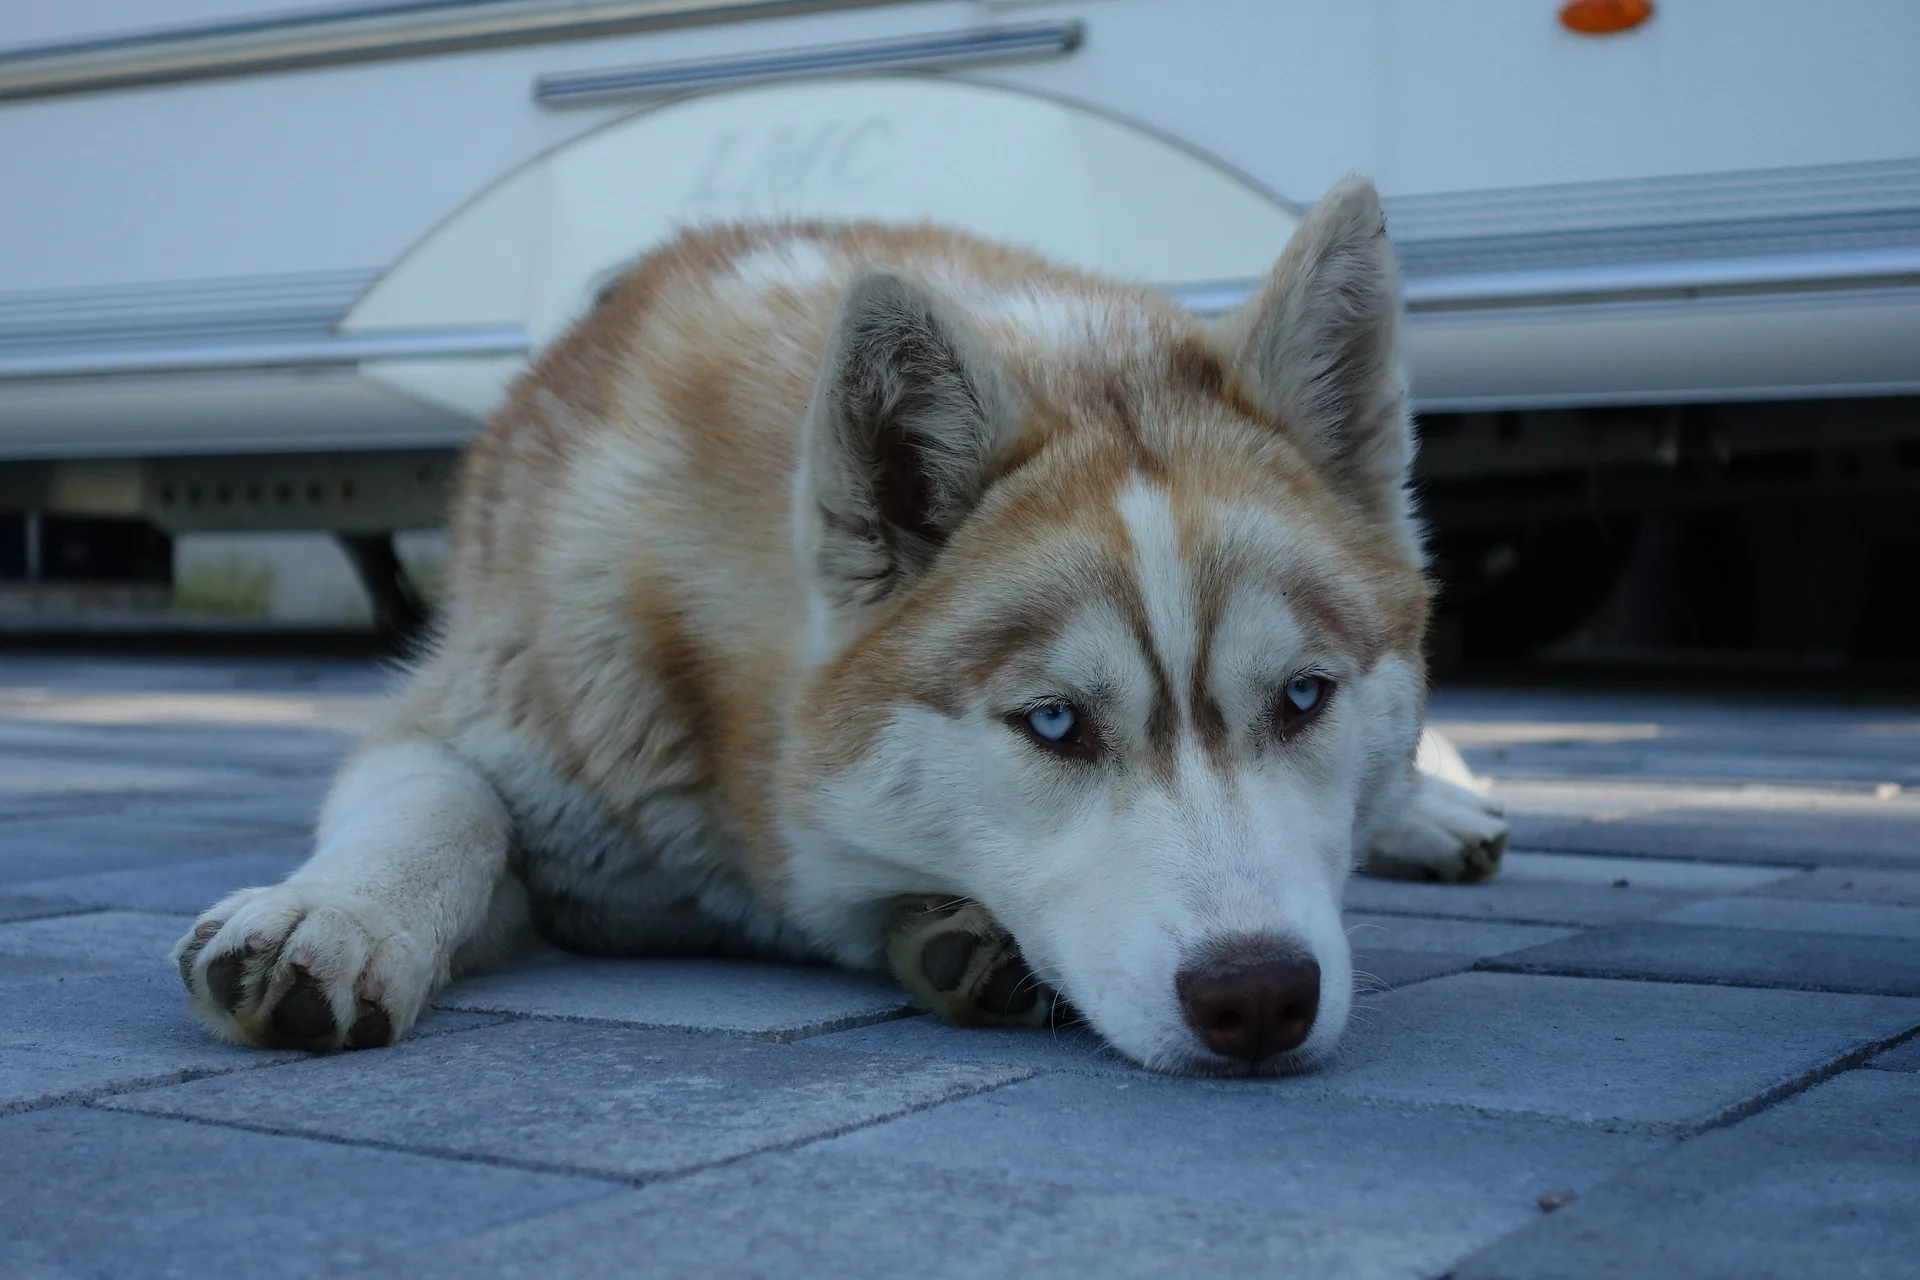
top-left (1273, 674), bottom-right (1334, 738)
top-left (1027, 703), bottom-right (1077, 742)
top-left (1285, 676), bottom-right (1325, 713)
top-left (1009, 701), bottom-right (1099, 761)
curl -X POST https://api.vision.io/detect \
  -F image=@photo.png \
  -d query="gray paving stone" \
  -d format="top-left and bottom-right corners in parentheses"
top-left (0, 792), bottom-right (103, 821)
top-left (1453, 1070), bottom-right (1920, 1280)
top-left (811, 1013), bottom-right (1145, 1076)
top-left (106, 1019), bottom-right (1030, 1180)
top-left (0, 893), bottom-right (93, 923)
top-left (0, 654), bottom-right (384, 697)
top-left (0, 1106), bottom-right (613, 1278)
top-left (1342, 876), bottom-right (1688, 927)
top-left (392, 1155), bottom-right (1458, 1280)
top-left (1660, 895), bottom-right (1920, 939)
top-left (1429, 696), bottom-right (1920, 789)
top-left (0, 909), bottom-right (193, 974)
top-left (1749, 866), bottom-right (1920, 906)
top-left (1512, 810), bottom-right (1920, 868)
top-left (436, 956), bottom-right (913, 1040)
top-left (1488, 747), bottom-right (1920, 787)
top-left (0, 720), bottom-right (356, 775)
top-left (1866, 1036), bottom-right (1920, 1072)
top-left (0, 752), bottom-right (243, 802)
top-left (393, 1075), bottom-right (1664, 1280)
top-left (8, 845), bottom-right (309, 913)
top-left (1, 969), bottom-right (301, 1115)
top-left (1502, 852), bottom-right (1796, 892)
top-left (3, 655), bottom-right (1915, 1274)
top-left (98, 781), bottom-right (328, 833)
top-left (0, 777), bottom-right (319, 837)
top-left (1311, 971), bottom-right (1920, 1130)
top-left (1344, 851), bottom-right (1781, 926)
top-left (0, 953), bottom-right (88, 981)
top-left (822, 1072), bottom-right (1664, 1224)
top-left (1352, 948), bottom-right (1479, 991)
top-left (1482, 921), bottom-right (1920, 996)
top-left (1344, 913), bottom-right (1576, 955)
top-left (1463, 728), bottom-right (1920, 787)
top-left (0, 812), bottom-right (306, 885)
top-left (76, 796), bottom-right (320, 843)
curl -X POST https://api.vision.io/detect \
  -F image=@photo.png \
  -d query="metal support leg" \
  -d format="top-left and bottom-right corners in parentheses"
top-left (335, 531), bottom-right (427, 641)
top-left (23, 511), bottom-right (42, 582)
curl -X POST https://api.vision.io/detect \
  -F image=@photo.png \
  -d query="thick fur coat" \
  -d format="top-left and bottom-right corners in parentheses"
top-left (174, 179), bottom-right (1506, 1074)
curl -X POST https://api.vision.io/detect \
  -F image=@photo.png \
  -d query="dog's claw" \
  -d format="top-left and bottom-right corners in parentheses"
top-left (887, 896), bottom-right (1065, 1028)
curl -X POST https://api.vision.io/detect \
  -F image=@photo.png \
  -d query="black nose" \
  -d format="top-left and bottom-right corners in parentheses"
top-left (1176, 934), bottom-right (1320, 1063)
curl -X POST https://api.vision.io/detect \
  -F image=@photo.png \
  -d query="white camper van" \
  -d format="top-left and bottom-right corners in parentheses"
top-left (3, 1), bottom-right (1917, 653)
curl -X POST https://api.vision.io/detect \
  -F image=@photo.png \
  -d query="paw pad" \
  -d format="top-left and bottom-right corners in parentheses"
top-left (270, 966), bottom-right (338, 1046)
top-left (886, 896), bottom-right (1068, 1028)
top-left (202, 946), bottom-right (254, 1013)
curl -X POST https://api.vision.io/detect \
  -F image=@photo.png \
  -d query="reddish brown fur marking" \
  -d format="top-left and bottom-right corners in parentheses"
top-left (405, 217), bottom-right (1429, 914)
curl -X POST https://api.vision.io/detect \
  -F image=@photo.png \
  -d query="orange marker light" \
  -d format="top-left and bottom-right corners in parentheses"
top-left (1559, 0), bottom-right (1655, 36)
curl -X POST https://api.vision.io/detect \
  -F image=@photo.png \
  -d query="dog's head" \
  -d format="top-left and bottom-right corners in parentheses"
top-left (783, 180), bottom-right (1429, 1074)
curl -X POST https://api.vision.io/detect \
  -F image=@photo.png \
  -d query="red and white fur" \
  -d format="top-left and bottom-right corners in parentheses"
top-left (173, 179), bottom-right (1505, 1075)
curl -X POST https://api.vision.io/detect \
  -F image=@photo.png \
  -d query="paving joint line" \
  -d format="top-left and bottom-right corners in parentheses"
top-left (89, 1063), bottom-right (1037, 1191)
top-left (1674, 1021), bottom-right (1920, 1139)
top-left (1346, 906), bottom-right (1626, 928)
top-left (1473, 957), bottom-right (1920, 997)
top-left (428, 1001), bottom-right (922, 1043)
top-left (3, 1056), bottom-right (297, 1119)
top-left (0, 1013), bottom-right (513, 1119)
top-left (0, 903), bottom-right (109, 923)
top-left (1506, 843), bottom-right (1826, 870)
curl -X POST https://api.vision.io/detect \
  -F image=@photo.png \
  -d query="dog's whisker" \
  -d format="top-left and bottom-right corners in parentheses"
top-left (1348, 968), bottom-right (1394, 997)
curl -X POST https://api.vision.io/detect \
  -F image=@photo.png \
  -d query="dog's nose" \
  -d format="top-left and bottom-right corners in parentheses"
top-left (1176, 936), bottom-right (1320, 1063)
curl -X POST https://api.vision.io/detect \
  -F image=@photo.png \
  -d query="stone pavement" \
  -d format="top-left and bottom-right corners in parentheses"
top-left (2, 655), bottom-right (1918, 1279)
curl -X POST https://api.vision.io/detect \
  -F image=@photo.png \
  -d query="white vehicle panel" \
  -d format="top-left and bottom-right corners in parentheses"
top-left (1, 0), bottom-right (1917, 461)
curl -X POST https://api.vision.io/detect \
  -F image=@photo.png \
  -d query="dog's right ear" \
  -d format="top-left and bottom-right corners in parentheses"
top-left (798, 268), bottom-right (1013, 608)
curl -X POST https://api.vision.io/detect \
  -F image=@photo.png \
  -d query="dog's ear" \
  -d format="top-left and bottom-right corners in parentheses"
top-left (1215, 177), bottom-right (1412, 524)
top-left (800, 268), bottom-right (1013, 607)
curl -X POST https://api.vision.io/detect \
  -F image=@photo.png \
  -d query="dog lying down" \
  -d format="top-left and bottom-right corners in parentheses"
top-left (173, 179), bottom-right (1507, 1076)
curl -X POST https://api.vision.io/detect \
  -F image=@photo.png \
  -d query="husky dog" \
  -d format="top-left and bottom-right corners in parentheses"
top-left (173, 179), bottom-right (1506, 1075)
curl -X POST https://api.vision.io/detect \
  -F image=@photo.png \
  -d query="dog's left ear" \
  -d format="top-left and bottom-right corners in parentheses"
top-left (800, 268), bottom-right (1014, 608)
top-left (1214, 177), bottom-right (1412, 525)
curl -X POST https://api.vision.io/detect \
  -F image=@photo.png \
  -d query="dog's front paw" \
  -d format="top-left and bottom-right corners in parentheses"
top-left (173, 884), bottom-right (436, 1051)
top-left (887, 896), bottom-right (1063, 1028)
top-left (1362, 777), bottom-right (1509, 884)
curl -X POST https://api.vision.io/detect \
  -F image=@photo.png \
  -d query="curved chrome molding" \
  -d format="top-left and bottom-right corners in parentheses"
top-left (0, 0), bottom-right (907, 103)
top-left (536, 19), bottom-right (1081, 103)
top-left (0, 327), bottom-right (529, 379)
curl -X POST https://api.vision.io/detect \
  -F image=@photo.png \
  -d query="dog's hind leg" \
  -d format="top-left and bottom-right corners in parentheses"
top-left (173, 738), bottom-right (519, 1051)
top-left (887, 896), bottom-right (1066, 1029)
top-left (1360, 727), bottom-right (1509, 883)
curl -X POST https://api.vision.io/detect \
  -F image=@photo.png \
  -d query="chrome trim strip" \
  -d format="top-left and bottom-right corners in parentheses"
top-left (1413, 378), bottom-right (1920, 415)
top-left (1168, 247), bottom-right (1920, 317)
top-left (535, 20), bottom-right (1081, 103)
top-left (1384, 158), bottom-right (1920, 243)
top-left (1402, 247), bottom-right (1920, 310)
top-left (1164, 283), bottom-right (1254, 316)
top-left (0, 0), bottom-right (908, 102)
top-left (0, 327), bottom-right (530, 379)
